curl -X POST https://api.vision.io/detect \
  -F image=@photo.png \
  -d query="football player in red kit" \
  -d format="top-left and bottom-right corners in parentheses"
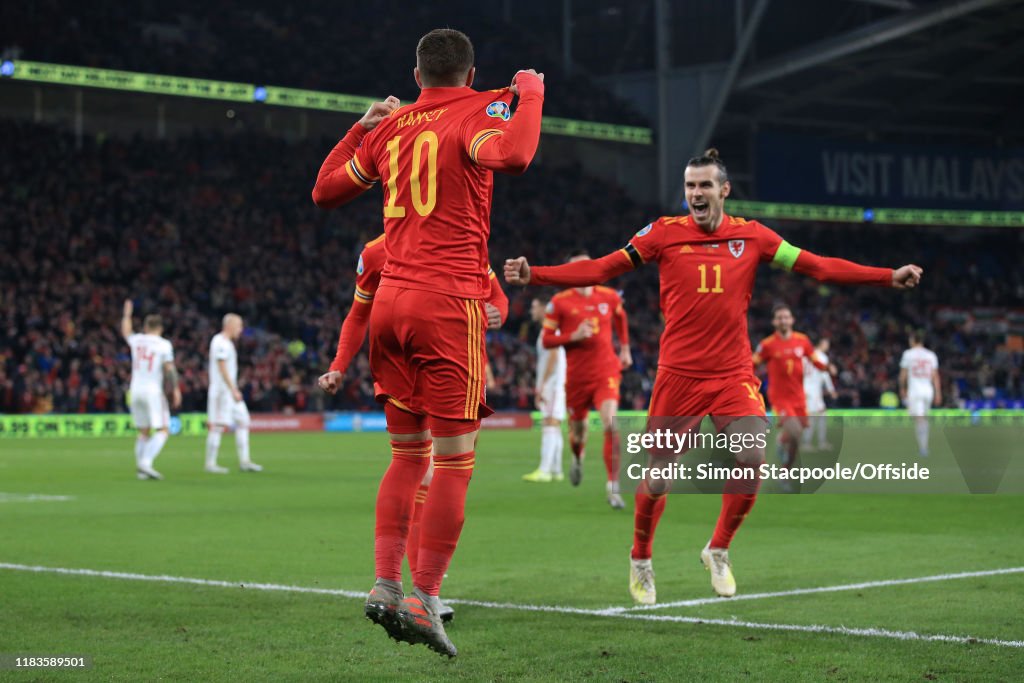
top-left (542, 251), bottom-right (632, 508)
top-left (752, 304), bottom-right (833, 469)
top-left (318, 234), bottom-right (508, 624)
top-left (312, 28), bottom-right (544, 656)
top-left (505, 149), bottom-right (921, 603)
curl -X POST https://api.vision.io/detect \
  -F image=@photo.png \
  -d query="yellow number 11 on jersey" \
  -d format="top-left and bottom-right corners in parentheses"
top-left (696, 263), bottom-right (724, 293)
top-left (384, 131), bottom-right (438, 218)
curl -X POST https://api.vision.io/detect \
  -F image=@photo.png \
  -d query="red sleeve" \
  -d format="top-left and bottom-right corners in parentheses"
top-left (756, 223), bottom-right (892, 286)
top-left (612, 295), bottom-right (629, 347)
top-left (328, 301), bottom-right (371, 374)
top-left (486, 270), bottom-right (509, 324)
top-left (541, 300), bottom-right (569, 349)
top-left (805, 338), bottom-right (828, 370)
top-left (627, 221), bottom-right (665, 264)
top-left (312, 123), bottom-right (379, 209)
top-left (793, 251), bottom-right (893, 287)
top-left (531, 250), bottom-right (634, 287)
top-left (468, 78), bottom-right (544, 175)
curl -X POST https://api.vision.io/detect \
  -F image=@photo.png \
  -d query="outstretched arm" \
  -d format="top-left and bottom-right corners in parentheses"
top-left (771, 239), bottom-right (921, 289)
top-left (472, 72), bottom-right (545, 175)
top-left (311, 97), bottom-right (399, 209)
top-left (505, 249), bottom-right (636, 288)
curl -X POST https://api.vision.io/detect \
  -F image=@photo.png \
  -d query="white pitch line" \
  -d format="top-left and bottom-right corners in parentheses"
top-left (616, 566), bottom-right (1024, 612)
top-left (0, 493), bottom-right (75, 503)
top-left (1, 562), bottom-right (1022, 648)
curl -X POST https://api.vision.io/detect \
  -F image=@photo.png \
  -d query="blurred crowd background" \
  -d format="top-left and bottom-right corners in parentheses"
top-left (2, 120), bottom-right (1021, 416)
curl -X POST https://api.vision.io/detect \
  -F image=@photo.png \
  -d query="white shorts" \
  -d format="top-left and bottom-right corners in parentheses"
top-left (538, 383), bottom-right (567, 422)
top-left (906, 392), bottom-right (933, 418)
top-left (130, 385), bottom-right (169, 431)
top-left (208, 391), bottom-right (251, 428)
top-left (806, 396), bottom-right (826, 414)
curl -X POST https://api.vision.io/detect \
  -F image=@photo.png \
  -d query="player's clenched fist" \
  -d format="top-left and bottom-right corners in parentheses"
top-left (504, 257), bottom-right (531, 285)
top-left (510, 69), bottom-right (545, 97)
top-left (891, 264), bottom-right (923, 290)
top-left (358, 96), bottom-right (401, 131)
top-left (318, 371), bottom-right (343, 395)
top-left (570, 319), bottom-right (595, 342)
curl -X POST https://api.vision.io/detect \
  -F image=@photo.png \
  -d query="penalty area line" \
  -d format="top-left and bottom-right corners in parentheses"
top-left (1, 562), bottom-right (1021, 649)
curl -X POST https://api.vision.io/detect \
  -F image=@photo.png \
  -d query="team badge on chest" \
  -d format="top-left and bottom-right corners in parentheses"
top-left (728, 239), bottom-right (745, 258)
top-left (598, 303), bottom-right (609, 315)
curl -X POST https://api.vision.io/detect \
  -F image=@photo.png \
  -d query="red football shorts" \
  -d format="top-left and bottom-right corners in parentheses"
top-left (648, 368), bottom-right (767, 431)
top-left (567, 371), bottom-right (621, 421)
top-left (770, 399), bottom-right (809, 428)
top-left (370, 285), bottom-right (493, 423)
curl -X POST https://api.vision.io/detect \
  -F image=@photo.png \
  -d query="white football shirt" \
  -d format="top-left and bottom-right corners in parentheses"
top-left (803, 350), bottom-right (834, 406)
top-left (536, 331), bottom-right (567, 392)
top-left (128, 333), bottom-right (174, 392)
top-left (209, 332), bottom-right (238, 394)
top-left (900, 347), bottom-right (939, 396)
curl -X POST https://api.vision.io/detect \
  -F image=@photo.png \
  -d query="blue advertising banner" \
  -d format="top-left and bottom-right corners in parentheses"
top-left (756, 132), bottom-right (1024, 211)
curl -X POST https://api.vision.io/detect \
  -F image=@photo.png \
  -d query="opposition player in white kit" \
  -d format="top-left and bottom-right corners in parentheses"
top-left (523, 297), bottom-right (567, 483)
top-left (121, 300), bottom-right (180, 480)
top-left (802, 338), bottom-right (837, 451)
top-left (899, 331), bottom-right (941, 457)
top-left (206, 314), bottom-right (262, 473)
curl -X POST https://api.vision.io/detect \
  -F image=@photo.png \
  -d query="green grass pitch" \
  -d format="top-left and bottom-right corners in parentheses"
top-left (1, 430), bottom-right (1022, 681)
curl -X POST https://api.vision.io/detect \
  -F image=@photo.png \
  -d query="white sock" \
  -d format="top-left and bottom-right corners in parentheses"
top-left (915, 420), bottom-right (929, 453)
top-left (801, 421), bottom-right (813, 447)
top-left (813, 415), bottom-right (825, 447)
top-left (206, 431), bottom-right (222, 467)
top-left (540, 425), bottom-right (559, 473)
top-left (135, 436), bottom-right (148, 468)
top-left (236, 427), bottom-right (251, 465)
top-left (144, 431), bottom-right (168, 468)
top-left (552, 430), bottom-right (564, 475)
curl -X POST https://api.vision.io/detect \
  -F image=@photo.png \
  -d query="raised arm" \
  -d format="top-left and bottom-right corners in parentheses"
top-left (472, 71), bottom-right (545, 175)
top-left (311, 97), bottom-right (399, 209)
top-left (120, 299), bottom-right (134, 341)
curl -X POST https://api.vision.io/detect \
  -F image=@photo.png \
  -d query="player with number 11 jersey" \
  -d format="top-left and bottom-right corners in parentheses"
top-left (505, 148), bottom-right (922, 604)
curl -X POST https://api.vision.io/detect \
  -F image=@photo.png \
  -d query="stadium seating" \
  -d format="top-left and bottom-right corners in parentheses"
top-left (0, 120), bottom-right (1020, 415)
top-left (1, 0), bottom-right (648, 125)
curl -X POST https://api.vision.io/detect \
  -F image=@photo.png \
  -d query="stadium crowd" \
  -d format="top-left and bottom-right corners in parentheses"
top-left (1, 120), bottom-right (1021, 416)
top-left (1, 0), bottom-right (647, 126)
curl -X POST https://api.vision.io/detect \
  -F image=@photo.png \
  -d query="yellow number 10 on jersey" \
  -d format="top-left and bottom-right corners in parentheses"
top-left (384, 131), bottom-right (438, 218)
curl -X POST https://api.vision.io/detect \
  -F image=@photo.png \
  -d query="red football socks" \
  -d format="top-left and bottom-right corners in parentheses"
top-left (631, 481), bottom-right (667, 560)
top-left (413, 452), bottom-right (475, 596)
top-left (603, 428), bottom-right (620, 483)
top-left (570, 436), bottom-right (584, 458)
top-left (405, 483), bottom-right (430, 574)
top-left (374, 440), bottom-right (431, 582)
top-left (711, 463), bottom-right (761, 549)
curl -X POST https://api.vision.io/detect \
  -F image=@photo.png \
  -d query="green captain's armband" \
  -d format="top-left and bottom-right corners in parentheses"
top-left (772, 240), bottom-right (801, 271)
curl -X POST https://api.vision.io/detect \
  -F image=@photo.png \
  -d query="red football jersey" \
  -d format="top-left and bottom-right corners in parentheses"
top-left (349, 87), bottom-right (517, 300)
top-left (627, 214), bottom-right (786, 378)
top-left (353, 234), bottom-right (387, 305)
top-left (755, 332), bottom-right (817, 407)
top-left (543, 286), bottom-right (623, 380)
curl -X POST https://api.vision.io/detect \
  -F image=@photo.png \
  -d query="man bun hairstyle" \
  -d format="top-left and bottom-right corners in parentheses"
top-left (416, 28), bottom-right (475, 87)
top-left (687, 147), bottom-right (729, 183)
